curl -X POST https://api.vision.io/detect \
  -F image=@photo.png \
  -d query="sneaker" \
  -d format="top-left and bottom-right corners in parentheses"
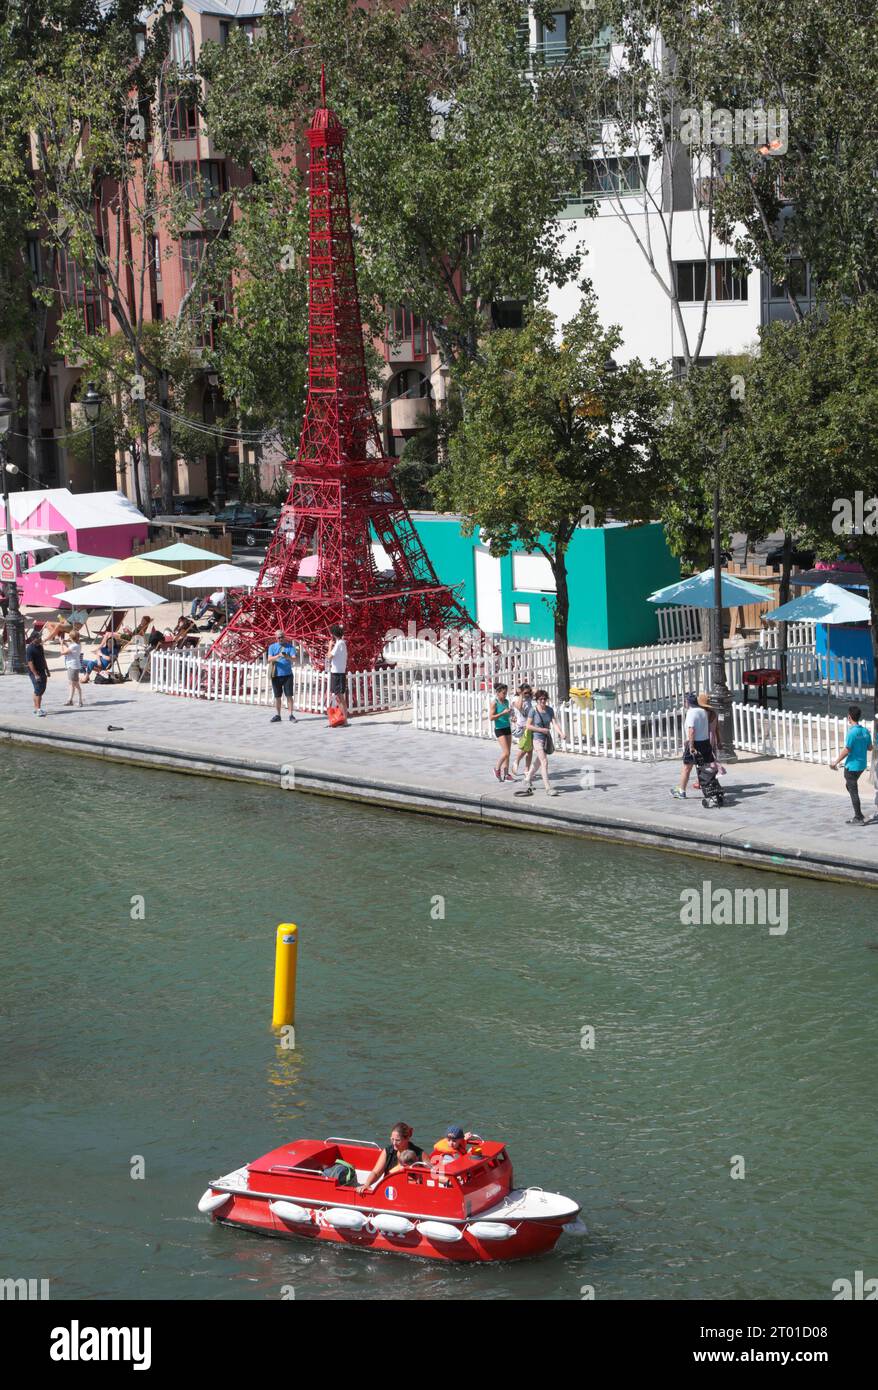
top-left (288, 713), bottom-right (297, 722)
top-left (546, 787), bottom-right (558, 797)
top-left (493, 767), bottom-right (502, 781)
top-left (270, 714), bottom-right (281, 723)
top-left (847, 816), bottom-right (866, 825)
top-left (36, 709), bottom-right (47, 717)
top-left (670, 787), bottom-right (686, 799)
top-left (514, 786), bottom-right (534, 797)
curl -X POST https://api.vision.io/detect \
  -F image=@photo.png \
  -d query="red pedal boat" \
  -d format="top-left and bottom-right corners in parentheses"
top-left (198, 1136), bottom-right (582, 1262)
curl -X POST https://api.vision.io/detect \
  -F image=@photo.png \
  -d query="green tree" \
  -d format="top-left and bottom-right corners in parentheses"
top-left (434, 301), bottom-right (670, 697)
top-left (200, 0), bottom-right (588, 376)
top-left (736, 297), bottom-right (878, 684)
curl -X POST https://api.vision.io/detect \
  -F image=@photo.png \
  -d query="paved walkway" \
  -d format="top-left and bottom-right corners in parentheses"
top-left (2, 673), bottom-right (877, 886)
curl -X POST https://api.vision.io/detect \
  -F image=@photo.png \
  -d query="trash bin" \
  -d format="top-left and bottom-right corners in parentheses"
top-left (591, 688), bottom-right (616, 743)
top-left (569, 686), bottom-right (593, 710)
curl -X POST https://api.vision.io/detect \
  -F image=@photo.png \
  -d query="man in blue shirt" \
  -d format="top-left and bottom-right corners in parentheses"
top-left (267, 629), bottom-right (298, 724)
top-left (831, 705), bottom-right (874, 824)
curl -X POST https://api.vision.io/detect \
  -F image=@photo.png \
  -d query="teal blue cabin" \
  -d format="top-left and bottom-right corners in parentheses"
top-left (408, 514), bottom-right (681, 649)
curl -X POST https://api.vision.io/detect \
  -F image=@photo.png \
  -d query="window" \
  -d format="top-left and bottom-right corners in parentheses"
top-left (513, 603), bottom-right (531, 624)
top-left (180, 234), bottom-right (206, 289)
top-left (172, 160), bottom-right (225, 207)
top-left (537, 11), bottom-right (570, 65)
top-left (239, 21), bottom-right (257, 44)
top-left (56, 247), bottom-right (105, 334)
top-left (768, 258), bottom-right (809, 301)
top-left (675, 260), bottom-right (748, 303)
top-left (219, 21), bottom-right (230, 45)
top-left (562, 156), bottom-right (647, 216)
top-left (386, 305), bottom-right (429, 358)
top-left (714, 260), bottom-right (749, 302)
top-left (675, 261), bottom-right (709, 302)
top-left (491, 299), bottom-right (524, 330)
top-left (167, 95), bottom-right (198, 140)
top-left (391, 370), bottom-right (431, 400)
top-left (170, 16), bottom-right (195, 69)
top-left (512, 553), bottom-right (556, 593)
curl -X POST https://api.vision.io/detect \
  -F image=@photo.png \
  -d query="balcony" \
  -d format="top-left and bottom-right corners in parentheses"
top-left (389, 396), bottom-right (432, 431)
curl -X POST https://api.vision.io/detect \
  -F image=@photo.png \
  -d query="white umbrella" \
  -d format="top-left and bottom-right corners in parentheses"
top-left (54, 578), bottom-right (167, 664)
top-left (765, 582), bottom-right (871, 711)
top-left (648, 568), bottom-right (775, 608)
top-left (169, 562), bottom-right (257, 624)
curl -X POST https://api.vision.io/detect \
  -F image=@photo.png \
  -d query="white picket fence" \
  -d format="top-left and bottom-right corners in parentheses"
top-left (412, 684), bottom-right (686, 762)
top-left (733, 704), bottom-right (852, 765)
top-left (759, 620), bottom-right (816, 650)
top-left (413, 684), bottom-right (869, 767)
top-left (656, 604), bottom-right (702, 643)
top-left (150, 649), bottom-right (414, 714)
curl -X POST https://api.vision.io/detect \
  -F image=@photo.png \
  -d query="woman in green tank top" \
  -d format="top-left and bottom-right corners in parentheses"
top-left (489, 682), bottom-right (513, 782)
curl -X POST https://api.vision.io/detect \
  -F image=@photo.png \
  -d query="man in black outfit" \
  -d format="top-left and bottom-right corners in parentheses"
top-left (25, 627), bottom-right (49, 716)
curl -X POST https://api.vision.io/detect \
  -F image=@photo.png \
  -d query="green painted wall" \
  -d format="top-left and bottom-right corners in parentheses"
top-left (409, 515), bottom-right (680, 650)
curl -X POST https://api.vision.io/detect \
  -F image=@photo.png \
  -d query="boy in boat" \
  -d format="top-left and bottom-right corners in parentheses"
top-left (356, 1122), bottom-right (425, 1194)
top-left (429, 1126), bottom-right (483, 1166)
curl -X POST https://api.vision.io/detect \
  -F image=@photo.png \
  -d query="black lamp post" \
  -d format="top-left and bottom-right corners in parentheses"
top-left (0, 387), bottom-right (27, 674)
top-left (82, 381), bottom-right (102, 491)
top-left (207, 372), bottom-right (226, 511)
top-left (710, 434), bottom-right (736, 759)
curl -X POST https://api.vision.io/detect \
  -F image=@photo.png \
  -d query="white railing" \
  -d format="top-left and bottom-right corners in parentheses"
top-left (656, 605), bottom-right (702, 643)
top-left (412, 684), bottom-right (686, 762)
top-left (151, 650), bottom-right (415, 713)
top-left (759, 620), bottom-right (816, 650)
top-left (733, 704), bottom-right (851, 765)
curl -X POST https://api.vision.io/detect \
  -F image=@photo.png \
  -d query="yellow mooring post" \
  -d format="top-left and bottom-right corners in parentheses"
top-left (272, 923), bottom-right (298, 1029)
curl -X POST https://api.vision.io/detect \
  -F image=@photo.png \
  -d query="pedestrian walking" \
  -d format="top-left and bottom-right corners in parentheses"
top-left (509, 684), bottom-right (534, 780)
top-left (670, 692), bottom-right (713, 799)
top-left (830, 705), bottom-right (874, 824)
top-left (267, 629), bottom-right (298, 723)
top-left (327, 623), bottom-right (349, 724)
top-left (488, 682), bottom-right (513, 781)
top-left (60, 633), bottom-right (84, 707)
top-left (514, 689), bottom-right (564, 797)
top-left (25, 627), bottom-right (49, 716)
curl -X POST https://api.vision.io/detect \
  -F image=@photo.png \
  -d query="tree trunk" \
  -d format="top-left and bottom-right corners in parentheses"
top-left (26, 370), bottom-right (41, 481)
top-left (157, 370), bottom-right (174, 514)
top-left (552, 548), bottom-right (571, 703)
top-left (776, 531), bottom-right (793, 683)
top-left (135, 398), bottom-right (151, 511)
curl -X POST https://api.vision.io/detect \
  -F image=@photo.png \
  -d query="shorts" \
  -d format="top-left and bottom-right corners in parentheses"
top-left (271, 674), bottom-right (295, 698)
top-left (66, 667), bottom-right (81, 684)
top-left (330, 672), bottom-right (347, 696)
top-left (494, 726), bottom-right (511, 739)
top-left (684, 738), bottom-right (714, 766)
top-left (29, 673), bottom-right (47, 696)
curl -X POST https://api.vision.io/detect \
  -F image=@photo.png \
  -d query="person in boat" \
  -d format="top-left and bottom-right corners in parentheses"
top-left (429, 1126), bottom-right (483, 1166)
top-left (356, 1122), bottom-right (424, 1194)
top-left (388, 1147), bottom-right (419, 1176)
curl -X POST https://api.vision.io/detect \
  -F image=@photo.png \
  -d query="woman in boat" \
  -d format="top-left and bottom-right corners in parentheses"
top-left (356, 1122), bottom-right (425, 1194)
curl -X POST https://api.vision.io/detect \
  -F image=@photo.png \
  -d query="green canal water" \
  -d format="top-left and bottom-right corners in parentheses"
top-left (1, 745), bottom-right (876, 1301)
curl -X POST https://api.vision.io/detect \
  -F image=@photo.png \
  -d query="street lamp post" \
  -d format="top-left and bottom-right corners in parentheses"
top-left (710, 436), bottom-right (736, 760)
top-left (207, 373), bottom-right (226, 511)
top-left (82, 382), bottom-right (102, 492)
top-left (0, 387), bottom-right (27, 673)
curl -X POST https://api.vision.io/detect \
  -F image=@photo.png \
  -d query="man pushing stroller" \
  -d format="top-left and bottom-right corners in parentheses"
top-left (671, 692), bottom-right (725, 808)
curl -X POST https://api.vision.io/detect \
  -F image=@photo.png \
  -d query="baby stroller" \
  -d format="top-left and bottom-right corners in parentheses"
top-left (694, 746), bottom-right (724, 808)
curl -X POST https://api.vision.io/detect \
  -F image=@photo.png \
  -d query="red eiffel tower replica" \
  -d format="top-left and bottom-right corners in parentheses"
top-left (210, 72), bottom-right (481, 670)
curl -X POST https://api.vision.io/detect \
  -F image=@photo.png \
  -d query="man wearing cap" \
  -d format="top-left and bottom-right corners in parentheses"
top-left (671, 691), bottom-right (714, 799)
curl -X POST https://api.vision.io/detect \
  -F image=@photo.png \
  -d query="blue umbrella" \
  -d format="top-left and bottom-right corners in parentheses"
top-left (765, 583), bottom-right (870, 625)
top-left (765, 583), bottom-right (871, 711)
top-left (648, 568), bottom-right (775, 609)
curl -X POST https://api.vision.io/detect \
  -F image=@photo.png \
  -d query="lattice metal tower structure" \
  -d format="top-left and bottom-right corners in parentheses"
top-left (210, 73), bottom-right (481, 670)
